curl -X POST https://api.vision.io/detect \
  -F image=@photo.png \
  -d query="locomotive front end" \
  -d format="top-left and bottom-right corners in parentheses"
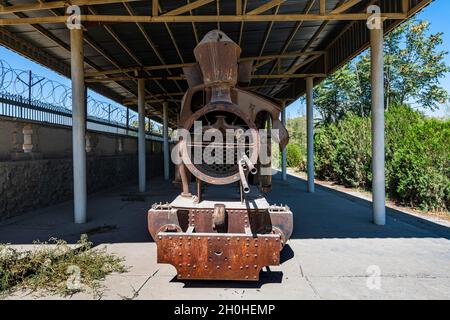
top-left (148, 30), bottom-right (293, 281)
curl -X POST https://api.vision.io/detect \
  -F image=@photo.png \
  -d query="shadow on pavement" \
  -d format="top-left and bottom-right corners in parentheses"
top-left (266, 173), bottom-right (450, 240)
top-left (1, 174), bottom-right (449, 246)
top-left (171, 270), bottom-right (283, 289)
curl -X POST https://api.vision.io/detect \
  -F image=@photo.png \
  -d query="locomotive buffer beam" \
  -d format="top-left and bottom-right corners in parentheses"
top-left (156, 231), bottom-right (281, 281)
top-left (148, 193), bottom-right (293, 281)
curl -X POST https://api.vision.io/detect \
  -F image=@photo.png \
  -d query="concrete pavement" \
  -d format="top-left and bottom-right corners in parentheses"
top-left (1, 174), bottom-right (449, 300)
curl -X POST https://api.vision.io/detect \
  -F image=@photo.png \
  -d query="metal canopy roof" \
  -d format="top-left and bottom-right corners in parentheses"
top-left (0, 0), bottom-right (432, 126)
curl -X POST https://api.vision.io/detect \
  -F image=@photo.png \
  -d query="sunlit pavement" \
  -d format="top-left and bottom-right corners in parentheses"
top-left (2, 174), bottom-right (449, 300)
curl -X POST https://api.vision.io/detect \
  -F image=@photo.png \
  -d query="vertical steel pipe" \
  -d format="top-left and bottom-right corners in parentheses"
top-left (306, 77), bottom-right (315, 193)
top-left (281, 100), bottom-right (287, 181)
top-left (70, 28), bottom-right (87, 224)
top-left (371, 26), bottom-right (386, 225)
top-left (163, 101), bottom-right (170, 180)
top-left (138, 78), bottom-right (146, 193)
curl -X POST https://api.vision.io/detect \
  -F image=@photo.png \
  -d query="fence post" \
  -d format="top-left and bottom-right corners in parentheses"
top-left (28, 70), bottom-right (32, 106)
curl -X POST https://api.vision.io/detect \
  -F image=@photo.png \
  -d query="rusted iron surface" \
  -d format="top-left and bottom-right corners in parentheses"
top-left (156, 232), bottom-right (281, 281)
top-left (149, 204), bottom-right (293, 245)
top-left (147, 30), bottom-right (293, 281)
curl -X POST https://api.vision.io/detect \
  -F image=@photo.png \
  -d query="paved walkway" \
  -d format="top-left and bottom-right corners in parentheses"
top-left (1, 175), bottom-right (449, 300)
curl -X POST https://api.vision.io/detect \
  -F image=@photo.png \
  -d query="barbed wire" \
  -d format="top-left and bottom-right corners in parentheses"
top-left (0, 58), bottom-right (138, 129)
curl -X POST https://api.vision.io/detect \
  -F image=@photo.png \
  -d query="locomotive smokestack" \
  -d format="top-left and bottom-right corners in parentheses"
top-left (194, 30), bottom-right (241, 104)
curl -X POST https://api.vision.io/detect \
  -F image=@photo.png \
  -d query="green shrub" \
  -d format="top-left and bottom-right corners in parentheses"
top-left (315, 113), bottom-right (371, 188)
top-left (314, 104), bottom-right (450, 212)
top-left (285, 144), bottom-right (302, 168)
top-left (388, 116), bottom-right (449, 211)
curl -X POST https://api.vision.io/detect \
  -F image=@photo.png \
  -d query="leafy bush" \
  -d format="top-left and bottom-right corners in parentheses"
top-left (285, 144), bottom-right (302, 168)
top-left (387, 113), bottom-right (450, 211)
top-left (315, 113), bottom-right (371, 188)
top-left (314, 105), bottom-right (449, 212)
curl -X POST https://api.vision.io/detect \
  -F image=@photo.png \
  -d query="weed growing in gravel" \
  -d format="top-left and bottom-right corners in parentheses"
top-left (0, 234), bottom-right (126, 298)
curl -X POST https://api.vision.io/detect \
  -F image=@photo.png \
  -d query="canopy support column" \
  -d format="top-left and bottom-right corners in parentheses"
top-left (163, 101), bottom-right (170, 180)
top-left (306, 77), bottom-right (315, 193)
top-left (71, 28), bottom-right (87, 224)
top-left (138, 78), bottom-right (146, 193)
top-left (281, 100), bottom-right (287, 181)
top-left (370, 25), bottom-right (386, 225)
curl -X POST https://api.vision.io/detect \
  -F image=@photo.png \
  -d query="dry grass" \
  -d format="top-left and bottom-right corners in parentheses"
top-left (0, 235), bottom-right (126, 298)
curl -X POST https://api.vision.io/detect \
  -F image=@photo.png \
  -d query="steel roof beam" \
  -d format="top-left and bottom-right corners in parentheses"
top-left (87, 5), bottom-right (179, 116)
top-left (247, 0), bottom-right (285, 16)
top-left (0, 13), bottom-right (407, 25)
top-left (0, 0), bottom-right (140, 14)
top-left (85, 73), bottom-right (326, 83)
top-left (162, 0), bottom-right (214, 16)
top-left (83, 51), bottom-right (325, 77)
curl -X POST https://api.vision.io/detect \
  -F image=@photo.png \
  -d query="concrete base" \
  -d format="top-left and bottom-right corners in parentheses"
top-left (1, 174), bottom-right (449, 300)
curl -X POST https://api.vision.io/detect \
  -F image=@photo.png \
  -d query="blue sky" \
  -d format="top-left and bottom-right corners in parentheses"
top-left (0, 0), bottom-right (449, 119)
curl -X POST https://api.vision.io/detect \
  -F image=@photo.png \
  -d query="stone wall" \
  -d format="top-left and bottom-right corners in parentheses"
top-left (0, 117), bottom-right (167, 220)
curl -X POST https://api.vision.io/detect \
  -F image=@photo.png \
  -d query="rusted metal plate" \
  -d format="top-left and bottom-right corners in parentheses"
top-left (156, 232), bottom-right (281, 281)
top-left (188, 208), bottom-right (249, 234)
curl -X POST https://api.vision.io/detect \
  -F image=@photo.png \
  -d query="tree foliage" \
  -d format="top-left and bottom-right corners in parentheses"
top-left (284, 19), bottom-right (450, 213)
top-left (314, 19), bottom-right (450, 123)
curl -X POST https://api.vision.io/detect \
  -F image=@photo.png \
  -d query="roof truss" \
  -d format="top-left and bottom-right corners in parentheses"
top-left (0, 12), bottom-right (407, 25)
top-left (162, 0), bottom-right (214, 16)
top-left (0, 0), bottom-right (432, 124)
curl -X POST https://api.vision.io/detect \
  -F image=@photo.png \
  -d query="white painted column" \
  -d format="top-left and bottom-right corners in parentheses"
top-left (138, 78), bottom-right (146, 193)
top-left (371, 25), bottom-right (386, 225)
top-left (306, 77), bottom-right (315, 193)
top-left (70, 28), bottom-right (87, 224)
top-left (281, 101), bottom-right (287, 181)
top-left (163, 101), bottom-right (170, 180)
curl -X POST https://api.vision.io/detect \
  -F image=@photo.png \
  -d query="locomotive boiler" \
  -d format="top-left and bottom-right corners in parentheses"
top-left (148, 30), bottom-right (293, 281)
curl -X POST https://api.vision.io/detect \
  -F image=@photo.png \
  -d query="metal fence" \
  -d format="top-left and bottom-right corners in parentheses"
top-left (0, 58), bottom-right (162, 139)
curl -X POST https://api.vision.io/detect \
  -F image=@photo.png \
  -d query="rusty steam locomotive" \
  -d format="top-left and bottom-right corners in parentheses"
top-left (148, 30), bottom-right (293, 281)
